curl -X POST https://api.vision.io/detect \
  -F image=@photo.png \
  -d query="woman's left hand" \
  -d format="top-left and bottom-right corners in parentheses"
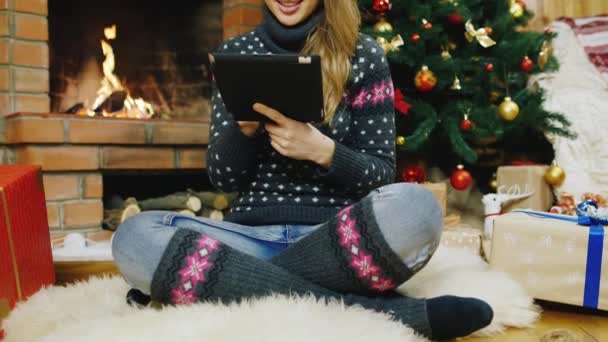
top-left (253, 103), bottom-right (335, 168)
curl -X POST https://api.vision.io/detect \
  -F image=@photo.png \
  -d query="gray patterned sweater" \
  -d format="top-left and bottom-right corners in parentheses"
top-left (207, 22), bottom-right (396, 226)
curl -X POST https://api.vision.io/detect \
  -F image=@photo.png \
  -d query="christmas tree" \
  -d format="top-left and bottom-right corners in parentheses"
top-left (359, 0), bottom-right (574, 190)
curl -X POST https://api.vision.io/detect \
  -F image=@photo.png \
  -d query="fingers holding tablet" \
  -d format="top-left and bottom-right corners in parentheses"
top-left (253, 103), bottom-right (288, 125)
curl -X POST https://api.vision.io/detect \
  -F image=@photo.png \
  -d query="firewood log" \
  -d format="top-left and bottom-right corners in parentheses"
top-left (94, 90), bottom-right (127, 113)
top-left (138, 193), bottom-right (202, 212)
top-left (178, 209), bottom-right (197, 217)
top-left (200, 207), bottom-right (224, 221)
top-left (187, 190), bottom-right (238, 210)
top-left (103, 197), bottom-right (141, 231)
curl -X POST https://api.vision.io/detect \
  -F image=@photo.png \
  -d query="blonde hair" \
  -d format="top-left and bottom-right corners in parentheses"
top-left (302, 0), bottom-right (361, 124)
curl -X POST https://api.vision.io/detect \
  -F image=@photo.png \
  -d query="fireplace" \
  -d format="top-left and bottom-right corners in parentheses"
top-left (48, 0), bottom-right (223, 119)
top-left (0, 0), bottom-right (266, 237)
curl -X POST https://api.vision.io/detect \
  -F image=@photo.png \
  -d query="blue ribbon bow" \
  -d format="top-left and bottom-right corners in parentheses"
top-left (513, 200), bottom-right (606, 309)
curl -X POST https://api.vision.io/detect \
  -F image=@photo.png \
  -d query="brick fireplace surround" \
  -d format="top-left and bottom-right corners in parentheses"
top-left (0, 0), bottom-right (265, 235)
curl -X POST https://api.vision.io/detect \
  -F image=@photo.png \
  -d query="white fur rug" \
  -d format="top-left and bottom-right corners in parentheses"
top-left (3, 245), bottom-right (540, 342)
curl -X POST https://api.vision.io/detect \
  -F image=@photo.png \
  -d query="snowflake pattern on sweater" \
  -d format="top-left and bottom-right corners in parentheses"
top-left (207, 30), bottom-right (396, 226)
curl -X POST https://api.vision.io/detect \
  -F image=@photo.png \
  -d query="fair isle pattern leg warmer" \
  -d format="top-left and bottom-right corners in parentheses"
top-left (271, 196), bottom-right (413, 295)
top-left (149, 228), bottom-right (432, 337)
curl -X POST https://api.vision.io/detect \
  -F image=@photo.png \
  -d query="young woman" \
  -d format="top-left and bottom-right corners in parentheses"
top-left (112, 0), bottom-right (493, 339)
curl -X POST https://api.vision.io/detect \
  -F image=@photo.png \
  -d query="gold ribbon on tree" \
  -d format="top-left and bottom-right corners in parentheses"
top-left (538, 40), bottom-right (553, 70)
top-left (465, 20), bottom-right (496, 48)
top-left (376, 35), bottom-right (405, 54)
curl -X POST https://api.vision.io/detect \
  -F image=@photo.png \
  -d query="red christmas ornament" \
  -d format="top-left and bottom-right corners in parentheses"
top-left (394, 88), bottom-right (412, 115)
top-left (373, 0), bottom-right (392, 15)
top-left (447, 12), bottom-right (464, 25)
top-left (450, 165), bottom-right (473, 190)
top-left (485, 63), bottom-right (494, 72)
top-left (520, 56), bottom-right (534, 72)
top-left (410, 33), bottom-right (421, 43)
top-left (544, 28), bottom-right (553, 35)
top-left (460, 117), bottom-right (474, 131)
top-left (422, 20), bottom-right (433, 30)
top-left (402, 165), bottom-right (427, 183)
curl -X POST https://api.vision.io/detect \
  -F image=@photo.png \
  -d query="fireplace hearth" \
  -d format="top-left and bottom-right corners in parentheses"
top-left (3, 113), bottom-right (210, 232)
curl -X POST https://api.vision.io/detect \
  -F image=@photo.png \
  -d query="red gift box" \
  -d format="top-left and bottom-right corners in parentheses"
top-left (0, 165), bottom-right (55, 314)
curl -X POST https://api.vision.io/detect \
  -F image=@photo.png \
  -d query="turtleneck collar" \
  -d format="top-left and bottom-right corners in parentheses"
top-left (257, 4), bottom-right (324, 54)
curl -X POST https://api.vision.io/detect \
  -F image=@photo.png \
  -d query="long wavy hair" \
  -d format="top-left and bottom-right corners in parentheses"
top-left (302, 0), bottom-right (361, 124)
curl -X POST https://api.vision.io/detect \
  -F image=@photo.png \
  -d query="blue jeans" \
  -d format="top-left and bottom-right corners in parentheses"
top-left (112, 183), bottom-right (443, 294)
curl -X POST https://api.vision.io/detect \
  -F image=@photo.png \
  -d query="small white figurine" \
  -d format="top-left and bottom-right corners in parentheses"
top-left (482, 184), bottom-right (534, 239)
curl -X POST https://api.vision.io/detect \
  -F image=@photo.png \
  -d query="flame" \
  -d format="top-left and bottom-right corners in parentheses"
top-left (84, 25), bottom-right (155, 119)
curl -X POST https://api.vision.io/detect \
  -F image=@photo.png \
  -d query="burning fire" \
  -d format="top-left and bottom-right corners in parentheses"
top-left (80, 25), bottom-right (155, 119)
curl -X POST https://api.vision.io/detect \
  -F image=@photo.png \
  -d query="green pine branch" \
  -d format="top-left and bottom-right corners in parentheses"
top-left (359, 0), bottom-right (574, 165)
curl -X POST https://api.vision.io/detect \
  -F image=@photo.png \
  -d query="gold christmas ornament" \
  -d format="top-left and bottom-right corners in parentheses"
top-left (510, 0), bottom-right (525, 18)
top-left (441, 48), bottom-right (452, 60)
top-left (451, 76), bottom-right (462, 90)
top-left (465, 20), bottom-right (496, 48)
top-left (498, 97), bottom-right (520, 121)
top-left (376, 35), bottom-right (404, 54)
top-left (538, 40), bottom-right (553, 70)
top-left (490, 176), bottom-right (498, 192)
top-left (545, 164), bottom-right (566, 186)
top-left (396, 136), bottom-right (406, 146)
top-left (374, 17), bottom-right (394, 33)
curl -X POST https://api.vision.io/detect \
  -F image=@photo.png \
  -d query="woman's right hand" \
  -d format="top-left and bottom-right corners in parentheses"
top-left (238, 121), bottom-right (261, 137)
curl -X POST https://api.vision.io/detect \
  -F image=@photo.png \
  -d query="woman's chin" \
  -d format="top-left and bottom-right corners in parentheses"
top-left (276, 14), bottom-right (305, 26)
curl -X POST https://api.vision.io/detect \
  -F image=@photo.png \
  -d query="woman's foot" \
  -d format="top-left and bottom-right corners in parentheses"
top-left (426, 296), bottom-right (494, 340)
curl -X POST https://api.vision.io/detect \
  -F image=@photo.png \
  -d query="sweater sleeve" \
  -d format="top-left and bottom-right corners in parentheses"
top-left (207, 79), bottom-right (262, 192)
top-left (317, 37), bottom-right (396, 194)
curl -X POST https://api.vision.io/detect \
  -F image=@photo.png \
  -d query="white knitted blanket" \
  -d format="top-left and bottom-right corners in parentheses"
top-left (533, 21), bottom-right (608, 200)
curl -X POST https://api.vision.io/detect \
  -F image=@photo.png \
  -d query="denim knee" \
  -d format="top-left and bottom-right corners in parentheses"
top-left (112, 211), bottom-right (166, 257)
top-left (111, 211), bottom-right (174, 293)
top-left (371, 183), bottom-right (443, 252)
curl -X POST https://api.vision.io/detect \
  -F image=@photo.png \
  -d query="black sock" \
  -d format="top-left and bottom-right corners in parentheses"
top-left (126, 288), bottom-right (151, 308)
top-left (426, 296), bottom-right (494, 340)
top-left (150, 228), bottom-right (433, 337)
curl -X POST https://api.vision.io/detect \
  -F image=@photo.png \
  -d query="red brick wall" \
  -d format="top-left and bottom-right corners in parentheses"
top-left (223, 0), bottom-right (264, 40)
top-left (0, 0), bottom-right (50, 117)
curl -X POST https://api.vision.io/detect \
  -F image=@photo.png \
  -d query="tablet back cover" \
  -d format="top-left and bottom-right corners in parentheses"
top-left (211, 54), bottom-right (324, 122)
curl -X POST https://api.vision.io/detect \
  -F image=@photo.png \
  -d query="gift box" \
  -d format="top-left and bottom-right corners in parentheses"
top-left (0, 165), bottom-right (55, 311)
top-left (489, 209), bottom-right (607, 310)
top-left (440, 227), bottom-right (482, 255)
top-left (497, 165), bottom-right (554, 212)
top-left (552, 193), bottom-right (607, 216)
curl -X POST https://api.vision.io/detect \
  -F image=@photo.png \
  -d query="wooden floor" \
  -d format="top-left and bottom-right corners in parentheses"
top-left (463, 306), bottom-right (608, 342)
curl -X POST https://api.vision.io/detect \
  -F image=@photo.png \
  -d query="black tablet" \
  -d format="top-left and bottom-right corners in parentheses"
top-left (209, 53), bottom-right (324, 122)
